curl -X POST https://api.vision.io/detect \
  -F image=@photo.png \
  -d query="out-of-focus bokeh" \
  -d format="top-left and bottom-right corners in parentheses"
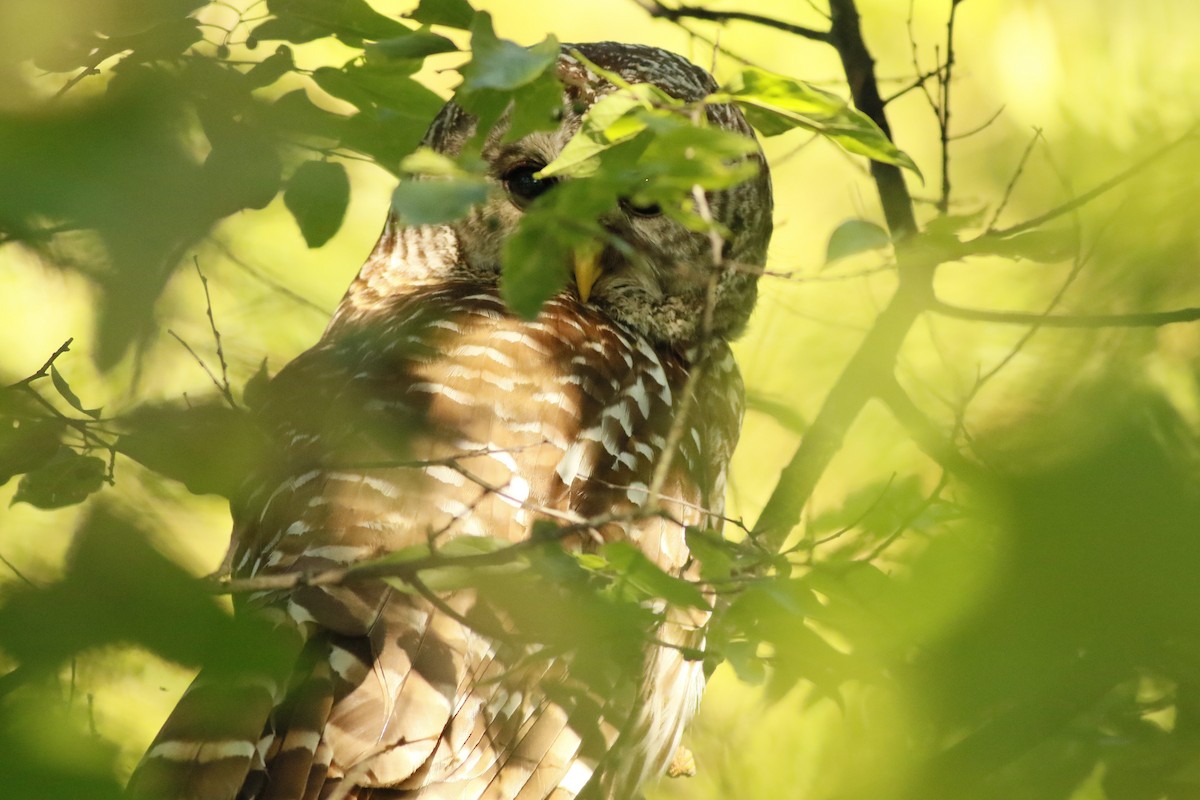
top-left (3, 1), bottom-right (1200, 798)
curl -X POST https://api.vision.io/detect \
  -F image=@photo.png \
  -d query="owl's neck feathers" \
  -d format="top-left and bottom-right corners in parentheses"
top-left (328, 215), bottom-right (459, 332)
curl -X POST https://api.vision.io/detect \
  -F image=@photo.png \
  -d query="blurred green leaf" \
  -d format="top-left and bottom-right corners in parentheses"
top-left (503, 67), bottom-right (564, 142)
top-left (284, 160), bottom-right (350, 247)
top-left (0, 507), bottom-right (233, 670)
top-left (266, 0), bottom-right (409, 43)
top-left (0, 418), bottom-right (64, 486)
top-left (599, 541), bottom-right (710, 610)
top-left (460, 12), bottom-right (557, 92)
top-left (825, 218), bottom-right (891, 263)
top-left (391, 176), bottom-right (489, 225)
top-left (366, 29), bottom-right (457, 62)
top-left (12, 447), bottom-right (106, 509)
top-left (101, 16), bottom-right (202, 65)
top-left (250, 15), bottom-right (328, 44)
top-left (0, 693), bottom-right (124, 800)
top-left (117, 401), bottom-right (267, 498)
top-left (500, 178), bottom-right (611, 318)
top-left (242, 358), bottom-right (272, 411)
top-left (244, 44), bottom-right (295, 89)
top-left (718, 66), bottom-right (921, 176)
top-left (409, 0), bottom-right (475, 29)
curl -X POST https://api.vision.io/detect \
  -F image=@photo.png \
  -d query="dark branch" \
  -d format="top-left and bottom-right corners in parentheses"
top-left (932, 300), bottom-right (1200, 328)
top-left (753, 0), bottom-right (926, 552)
top-left (828, 0), bottom-right (917, 237)
top-left (633, 0), bottom-right (831, 42)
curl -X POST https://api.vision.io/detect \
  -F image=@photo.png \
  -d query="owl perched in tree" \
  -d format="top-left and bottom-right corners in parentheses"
top-left (130, 41), bottom-right (772, 800)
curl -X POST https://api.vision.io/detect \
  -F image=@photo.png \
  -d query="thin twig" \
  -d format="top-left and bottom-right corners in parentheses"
top-left (633, 0), bottom-right (831, 42)
top-left (11, 339), bottom-right (73, 388)
top-left (193, 258), bottom-right (237, 409)
top-left (931, 300), bottom-right (1200, 328)
top-left (937, 0), bottom-right (965, 214)
top-left (985, 123), bottom-right (1199, 240)
top-left (0, 554), bottom-right (35, 587)
top-left (948, 105), bottom-right (1005, 141)
top-left (860, 471), bottom-right (949, 562)
top-left (168, 330), bottom-right (235, 401)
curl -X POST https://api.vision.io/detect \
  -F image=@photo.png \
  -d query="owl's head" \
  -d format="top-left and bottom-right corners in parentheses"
top-left (355, 42), bottom-right (773, 348)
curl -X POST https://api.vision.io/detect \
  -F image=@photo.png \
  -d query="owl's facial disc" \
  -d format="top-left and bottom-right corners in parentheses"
top-left (400, 42), bottom-right (772, 346)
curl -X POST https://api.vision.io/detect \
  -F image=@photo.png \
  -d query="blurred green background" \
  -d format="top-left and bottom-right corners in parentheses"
top-left (3, 1), bottom-right (1200, 798)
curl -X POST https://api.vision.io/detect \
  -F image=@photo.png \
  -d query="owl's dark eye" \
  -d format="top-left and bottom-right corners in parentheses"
top-left (620, 196), bottom-right (663, 218)
top-left (503, 164), bottom-right (558, 208)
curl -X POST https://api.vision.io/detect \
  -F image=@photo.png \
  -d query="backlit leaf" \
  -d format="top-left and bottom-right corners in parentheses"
top-left (12, 448), bottom-right (106, 509)
top-left (284, 160), bottom-right (350, 248)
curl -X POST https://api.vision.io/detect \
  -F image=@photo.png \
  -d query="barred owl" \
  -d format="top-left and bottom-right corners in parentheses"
top-left (130, 41), bottom-right (772, 800)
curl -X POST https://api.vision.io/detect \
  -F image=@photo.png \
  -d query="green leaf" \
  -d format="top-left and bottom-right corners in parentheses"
top-left (117, 402), bottom-right (267, 498)
top-left (719, 66), bottom-right (921, 176)
top-left (250, 16), bottom-right (328, 44)
top-left (200, 116), bottom-right (283, 213)
top-left (266, 0), bottom-right (410, 43)
top-left (284, 160), bottom-right (350, 248)
top-left (391, 176), bottom-right (489, 225)
top-left (500, 179), bottom-right (613, 318)
top-left (503, 68), bottom-right (565, 142)
top-left (0, 506), bottom-right (245, 670)
top-left (366, 29), bottom-right (457, 63)
top-left (0, 419), bottom-right (64, 486)
top-left (244, 45), bottom-right (295, 89)
top-left (101, 17), bottom-right (203, 65)
top-left (242, 358), bottom-right (271, 411)
top-left (825, 218), bottom-right (891, 263)
top-left (313, 62), bottom-right (444, 114)
top-left (460, 12), bottom-right (558, 92)
top-left (12, 448), bottom-right (106, 509)
top-left (409, 0), bottom-right (476, 29)
top-left (600, 541), bottom-right (710, 610)
top-left (49, 365), bottom-right (102, 419)
top-left (538, 89), bottom-right (648, 178)
top-left (684, 527), bottom-right (736, 583)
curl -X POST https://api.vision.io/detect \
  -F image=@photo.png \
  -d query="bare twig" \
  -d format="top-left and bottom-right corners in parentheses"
top-left (168, 330), bottom-right (236, 402)
top-left (193, 258), bottom-right (237, 409)
top-left (948, 105), bottom-right (1006, 141)
top-left (986, 130), bottom-right (1043, 231)
top-left (0, 553), bottom-right (35, 587)
top-left (931, 300), bottom-right (1200, 328)
top-left (633, 0), bottom-right (831, 42)
top-left (985, 123), bottom-right (1199, 240)
top-left (10, 339), bottom-right (73, 388)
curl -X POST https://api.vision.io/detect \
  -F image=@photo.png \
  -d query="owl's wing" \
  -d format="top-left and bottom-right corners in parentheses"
top-left (129, 288), bottom-right (742, 800)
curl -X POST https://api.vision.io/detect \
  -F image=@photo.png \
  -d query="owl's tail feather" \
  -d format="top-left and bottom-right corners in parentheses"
top-left (125, 611), bottom-right (307, 800)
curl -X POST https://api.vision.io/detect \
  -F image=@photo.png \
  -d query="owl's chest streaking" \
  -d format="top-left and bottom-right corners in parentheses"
top-left (215, 282), bottom-right (741, 798)
top-left (232, 282), bottom-right (741, 583)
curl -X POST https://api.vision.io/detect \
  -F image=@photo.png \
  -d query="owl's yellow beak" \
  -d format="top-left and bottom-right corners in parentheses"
top-left (573, 242), bottom-right (603, 304)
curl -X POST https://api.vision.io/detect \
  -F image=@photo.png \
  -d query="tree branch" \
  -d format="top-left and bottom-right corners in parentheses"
top-left (632, 0), bottom-right (831, 42)
top-left (752, 0), bottom-right (925, 551)
top-left (829, 0), bottom-right (917, 238)
top-left (931, 300), bottom-right (1200, 328)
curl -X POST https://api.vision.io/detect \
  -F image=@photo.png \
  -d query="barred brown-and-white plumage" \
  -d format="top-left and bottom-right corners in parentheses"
top-left (129, 41), bottom-right (771, 800)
